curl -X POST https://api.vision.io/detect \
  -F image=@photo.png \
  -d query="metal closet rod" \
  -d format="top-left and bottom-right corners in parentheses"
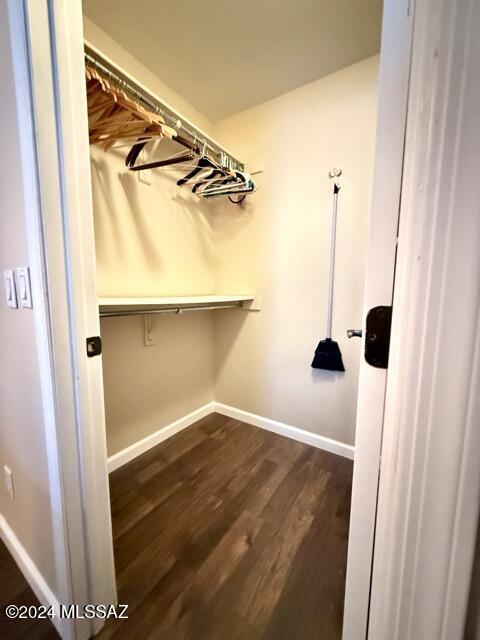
top-left (99, 303), bottom-right (241, 318)
top-left (84, 46), bottom-right (244, 171)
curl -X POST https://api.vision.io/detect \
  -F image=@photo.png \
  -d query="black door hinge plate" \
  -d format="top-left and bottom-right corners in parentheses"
top-left (86, 336), bottom-right (102, 358)
top-left (365, 306), bottom-right (392, 369)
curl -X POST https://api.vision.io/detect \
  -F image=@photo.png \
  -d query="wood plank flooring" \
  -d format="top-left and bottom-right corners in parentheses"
top-left (0, 540), bottom-right (58, 640)
top-left (97, 413), bottom-right (353, 640)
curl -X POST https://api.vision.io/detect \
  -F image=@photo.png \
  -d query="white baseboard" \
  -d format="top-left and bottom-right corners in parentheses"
top-left (0, 514), bottom-right (62, 635)
top-left (108, 401), bottom-right (354, 472)
top-left (107, 402), bottom-right (215, 473)
top-left (213, 402), bottom-right (355, 460)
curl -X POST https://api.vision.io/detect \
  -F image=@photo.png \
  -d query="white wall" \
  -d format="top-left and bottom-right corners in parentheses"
top-left (91, 141), bottom-right (217, 298)
top-left (0, 2), bottom-right (57, 592)
top-left (84, 17), bottom-right (217, 298)
top-left (83, 18), bottom-right (214, 135)
top-left (84, 20), bottom-right (218, 455)
top-left (213, 56), bottom-right (379, 446)
top-left (84, 15), bottom-right (378, 452)
top-left (101, 313), bottom-right (214, 455)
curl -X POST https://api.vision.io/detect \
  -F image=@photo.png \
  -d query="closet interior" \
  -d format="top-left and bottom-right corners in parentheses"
top-left (81, 1), bottom-right (383, 638)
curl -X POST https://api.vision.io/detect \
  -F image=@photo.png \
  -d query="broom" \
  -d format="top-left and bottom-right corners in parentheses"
top-left (311, 178), bottom-right (345, 372)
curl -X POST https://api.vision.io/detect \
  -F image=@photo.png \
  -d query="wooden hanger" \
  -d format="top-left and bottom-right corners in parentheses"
top-left (85, 66), bottom-right (176, 150)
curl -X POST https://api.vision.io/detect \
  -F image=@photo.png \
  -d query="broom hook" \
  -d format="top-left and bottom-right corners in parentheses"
top-left (326, 169), bottom-right (342, 338)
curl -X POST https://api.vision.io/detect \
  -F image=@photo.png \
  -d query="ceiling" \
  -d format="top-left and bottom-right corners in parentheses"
top-left (83, 0), bottom-right (383, 123)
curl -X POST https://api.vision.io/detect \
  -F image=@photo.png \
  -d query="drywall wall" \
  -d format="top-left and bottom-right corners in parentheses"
top-left (101, 313), bottom-right (215, 454)
top-left (83, 0), bottom-right (383, 122)
top-left (84, 19), bottom-right (218, 454)
top-left (0, 2), bottom-right (57, 592)
top-left (84, 15), bottom-right (378, 452)
top-left (84, 17), bottom-right (217, 297)
top-left (83, 17), bottom-right (214, 135)
top-left (90, 141), bottom-right (216, 297)
top-left (213, 56), bottom-right (379, 446)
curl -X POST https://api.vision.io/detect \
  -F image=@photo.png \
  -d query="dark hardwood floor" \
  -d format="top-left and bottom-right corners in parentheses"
top-left (0, 541), bottom-right (58, 640)
top-left (97, 413), bottom-right (353, 640)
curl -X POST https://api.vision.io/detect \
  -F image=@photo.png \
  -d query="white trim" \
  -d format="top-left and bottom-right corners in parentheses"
top-left (342, 1), bottom-right (414, 637)
top-left (108, 403), bottom-right (215, 472)
top-left (47, 0), bottom-right (117, 625)
top-left (7, 3), bottom-right (88, 639)
top-left (0, 514), bottom-right (64, 637)
top-left (108, 402), bottom-right (353, 473)
top-left (368, 0), bottom-right (480, 637)
top-left (213, 403), bottom-right (355, 460)
top-left (11, 1), bottom-right (118, 636)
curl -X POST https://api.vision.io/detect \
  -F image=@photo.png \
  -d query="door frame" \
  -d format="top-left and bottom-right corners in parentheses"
top-left (16, 0), bottom-right (480, 639)
top-left (5, 3), bottom-right (89, 639)
top-left (7, 0), bottom-right (116, 638)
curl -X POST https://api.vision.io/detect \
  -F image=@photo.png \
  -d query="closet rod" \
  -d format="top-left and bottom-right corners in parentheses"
top-left (99, 303), bottom-right (241, 318)
top-left (84, 44), bottom-right (244, 171)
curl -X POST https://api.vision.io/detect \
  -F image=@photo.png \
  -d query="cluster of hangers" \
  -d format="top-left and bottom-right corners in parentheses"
top-left (125, 139), bottom-right (256, 203)
top-left (85, 65), bottom-right (256, 204)
top-left (85, 66), bottom-right (176, 150)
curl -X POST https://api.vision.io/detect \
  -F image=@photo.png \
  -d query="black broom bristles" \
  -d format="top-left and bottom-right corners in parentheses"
top-left (311, 338), bottom-right (345, 372)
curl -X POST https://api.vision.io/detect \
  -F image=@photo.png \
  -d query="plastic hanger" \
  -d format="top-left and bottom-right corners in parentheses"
top-left (199, 171), bottom-right (256, 198)
top-left (177, 156), bottom-right (226, 187)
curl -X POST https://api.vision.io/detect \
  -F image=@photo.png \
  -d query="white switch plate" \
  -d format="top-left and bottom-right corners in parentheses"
top-left (3, 466), bottom-right (14, 500)
top-left (4, 270), bottom-right (17, 308)
top-left (15, 266), bottom-right (33, 308)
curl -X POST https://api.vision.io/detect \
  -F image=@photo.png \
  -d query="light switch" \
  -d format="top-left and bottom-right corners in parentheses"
top-left (15, 266), bottom-right (33, 308)
top-left (4, 270), bottom-right (18, 308)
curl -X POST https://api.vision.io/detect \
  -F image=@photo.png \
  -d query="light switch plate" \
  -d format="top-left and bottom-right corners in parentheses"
top-left (15, 266), bottom-right (33, 308)
top-left (4, 270), bottom-right (17, 308)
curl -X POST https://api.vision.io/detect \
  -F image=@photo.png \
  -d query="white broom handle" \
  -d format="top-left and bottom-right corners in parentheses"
top-left (326, 183), bottom-right (340, 338)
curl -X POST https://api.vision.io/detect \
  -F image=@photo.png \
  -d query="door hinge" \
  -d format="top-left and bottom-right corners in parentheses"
top-left (86, 336), bottom-right (102, 358)
top-left (364, 306), bottom-right (392, 369)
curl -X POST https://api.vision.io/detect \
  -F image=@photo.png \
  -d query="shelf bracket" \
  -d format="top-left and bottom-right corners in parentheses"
top-left (241, 296), bottom-right (262, 311)
top-left (144, 314), bottom-right (154, 347)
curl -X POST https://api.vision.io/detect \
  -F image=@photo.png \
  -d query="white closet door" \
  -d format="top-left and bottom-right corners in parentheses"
top-left (342, 1), bottom-right (414, 638)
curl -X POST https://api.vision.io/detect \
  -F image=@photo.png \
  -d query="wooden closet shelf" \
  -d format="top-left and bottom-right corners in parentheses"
top-left (98, 295), bottom-right (258, 317)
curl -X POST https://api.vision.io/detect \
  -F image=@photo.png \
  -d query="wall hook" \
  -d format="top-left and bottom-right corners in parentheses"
top-left (329, 168), bottom-right (342, 178)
